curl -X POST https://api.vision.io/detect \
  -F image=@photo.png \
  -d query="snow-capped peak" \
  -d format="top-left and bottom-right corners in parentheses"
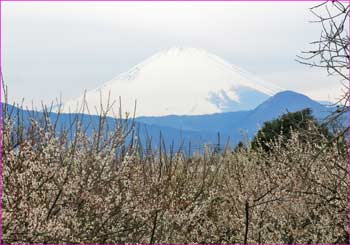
top-left (63, 47), bottom-right (282, 116)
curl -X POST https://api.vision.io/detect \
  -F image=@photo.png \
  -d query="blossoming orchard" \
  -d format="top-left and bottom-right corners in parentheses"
top-left (2, 98), bottom-right (348, 243)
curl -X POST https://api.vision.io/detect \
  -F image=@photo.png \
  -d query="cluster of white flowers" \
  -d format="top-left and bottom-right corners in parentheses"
top-left (2, 110), bottom-right (348, 243)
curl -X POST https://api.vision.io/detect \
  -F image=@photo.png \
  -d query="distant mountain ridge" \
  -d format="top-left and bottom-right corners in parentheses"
top-left (4, 90), bottom-right (338, 152)
top-left (137, 90), bottom-right (335, 135)
top-left (237, 90), bottom-right (333, 134)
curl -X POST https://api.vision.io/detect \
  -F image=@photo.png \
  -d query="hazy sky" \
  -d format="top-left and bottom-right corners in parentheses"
top-left (2, 1), bottom-right (345, 107)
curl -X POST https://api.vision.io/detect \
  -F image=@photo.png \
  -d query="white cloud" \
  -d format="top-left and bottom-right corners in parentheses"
top-left (260, 68), bottom-right (344, 102)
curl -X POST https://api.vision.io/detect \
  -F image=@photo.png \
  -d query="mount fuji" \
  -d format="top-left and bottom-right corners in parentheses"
top-left (63, 47), bottom-right (282, 116)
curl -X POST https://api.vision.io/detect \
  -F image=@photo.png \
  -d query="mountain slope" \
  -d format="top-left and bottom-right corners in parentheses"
top-left (136, 110), bottom-right (250, 133)
top-left (3, 103), bottom-right (228, 151)
top-left (63, 47), bottom-right (281, 116)
top-left (4, 91), bottom-right (337, 151)
top-left (136, 90), bottom-right (336, 141)
top-left (241, 90), bottom-right (333, 130)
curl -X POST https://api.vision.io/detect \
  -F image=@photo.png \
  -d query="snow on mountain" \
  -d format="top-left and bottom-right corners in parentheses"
top-left (63, 47), bottom-right (282, 116)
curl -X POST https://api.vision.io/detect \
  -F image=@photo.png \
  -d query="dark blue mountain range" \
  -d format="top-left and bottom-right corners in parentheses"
top-left (3, 91), bottom-right (340, 152)
top-left (137, 91), bottom-right (336, 139)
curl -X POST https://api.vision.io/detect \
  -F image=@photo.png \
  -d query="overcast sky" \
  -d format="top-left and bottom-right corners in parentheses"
top-left (2, 1), bottom-right (345, 107)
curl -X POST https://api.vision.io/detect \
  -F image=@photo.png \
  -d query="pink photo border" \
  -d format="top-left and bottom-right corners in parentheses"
top-left (0, 1), bottom-right (348, 245)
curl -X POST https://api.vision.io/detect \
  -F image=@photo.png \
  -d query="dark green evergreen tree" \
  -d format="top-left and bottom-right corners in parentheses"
top-left (251, 108), bottom-right (332, 151)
